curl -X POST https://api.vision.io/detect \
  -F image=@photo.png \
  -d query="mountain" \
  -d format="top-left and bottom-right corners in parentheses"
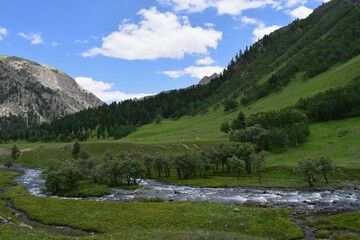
top-left (0, 56), bottom-right (104, 124)
top-left (3, 0), bottom-right (360, 143)
top-left (198, 73), bottom-right (220, 86)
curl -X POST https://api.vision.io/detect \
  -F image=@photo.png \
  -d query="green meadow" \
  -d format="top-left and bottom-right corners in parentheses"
top-left (125, 55), bottom-right (360, 143)
top-left (1, 41), bottom-right (360, 240)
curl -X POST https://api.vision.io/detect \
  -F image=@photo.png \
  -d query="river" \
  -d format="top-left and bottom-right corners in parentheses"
top-left (1, 165), bottom-right (359, 212)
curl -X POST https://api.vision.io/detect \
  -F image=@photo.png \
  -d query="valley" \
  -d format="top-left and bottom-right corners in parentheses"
top-left (1, 0), bottom-right (360, 239)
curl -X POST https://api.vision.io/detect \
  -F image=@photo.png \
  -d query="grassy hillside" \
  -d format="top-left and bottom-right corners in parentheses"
top-left (125, 54), bottom-right (360, 143)
top-left (9, 55), bottom-right (359, 170)
top-left (269, 117), bottom-right (360, 168)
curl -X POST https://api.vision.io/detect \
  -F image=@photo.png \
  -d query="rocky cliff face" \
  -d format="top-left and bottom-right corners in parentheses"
top-left (198, 73), bottom-right (220, 86)
top-left (0, 56), bottom-right (104, 123)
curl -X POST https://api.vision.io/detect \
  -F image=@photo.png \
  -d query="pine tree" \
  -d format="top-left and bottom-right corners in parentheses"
top-left (72, 141), bottom-right (81, 159)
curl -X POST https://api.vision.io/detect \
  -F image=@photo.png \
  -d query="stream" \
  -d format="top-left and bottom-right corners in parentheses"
top-left (1, 165), bottom-right (360, 212)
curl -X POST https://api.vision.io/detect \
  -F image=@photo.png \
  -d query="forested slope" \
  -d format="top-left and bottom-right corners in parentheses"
top-left (2, 0), bottom-right (360, 143)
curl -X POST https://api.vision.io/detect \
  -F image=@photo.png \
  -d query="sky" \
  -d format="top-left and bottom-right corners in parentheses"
top-left (0, 0), bottom-right (329, 103)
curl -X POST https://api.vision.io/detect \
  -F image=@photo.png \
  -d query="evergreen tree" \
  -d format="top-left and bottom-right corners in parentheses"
top-left (72, 141), bottom-right (81, 159)
top-left (11, 145), bottom-right (20, 160)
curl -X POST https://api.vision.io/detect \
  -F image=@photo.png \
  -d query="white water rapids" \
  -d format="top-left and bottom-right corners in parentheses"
top-left (2, 165), bottom-right (359, 212)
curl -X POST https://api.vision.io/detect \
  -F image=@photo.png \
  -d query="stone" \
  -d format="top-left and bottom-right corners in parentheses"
top-left (0, 56), bottom-right (104, 123)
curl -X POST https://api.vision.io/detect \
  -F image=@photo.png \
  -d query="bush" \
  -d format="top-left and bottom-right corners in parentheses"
top-left (223, 99), bottom-right (239, 112)
top-left (45, 164), bottom-right (84, 195)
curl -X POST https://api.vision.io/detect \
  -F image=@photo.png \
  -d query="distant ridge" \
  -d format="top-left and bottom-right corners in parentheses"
top-left (0, 56), bottom-right (104, 124)
top-left (199, 73), bottom-right (220, 86)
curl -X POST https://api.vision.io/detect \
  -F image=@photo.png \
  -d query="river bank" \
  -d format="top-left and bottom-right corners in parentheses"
top-left (1, 165), bottom-right (359, 213)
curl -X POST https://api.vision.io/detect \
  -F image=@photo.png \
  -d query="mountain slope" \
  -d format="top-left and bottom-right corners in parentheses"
top-left (0, 56), bottom-right (104, 123)
top-left (4, 0), bottom-right (360, 143)
top-left (124, 54), bottom-right (360, 143)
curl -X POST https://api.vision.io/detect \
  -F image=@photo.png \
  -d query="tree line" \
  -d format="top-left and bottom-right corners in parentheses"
top-left (45, 141), bottom-right (269, 196)
top-left (240, 2), bottom-right (360, 105)
top-left (1, 1), bottom-right (359, 144)
top-left (221, 108), bottom-right (310, 151)
top-left (296, 77), bottom-right (360, 122)
top-left (44, 141), bottom-right (335, 196)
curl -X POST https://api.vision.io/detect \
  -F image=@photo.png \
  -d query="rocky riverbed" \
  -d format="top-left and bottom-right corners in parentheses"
top-left (1, 165), bottom-right (359, 213)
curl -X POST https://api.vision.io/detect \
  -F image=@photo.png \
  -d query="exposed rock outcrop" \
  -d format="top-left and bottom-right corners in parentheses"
top-left (0, 56), bottom-right (104, 123)
top-left (198, 73), bottom-right (220, 86)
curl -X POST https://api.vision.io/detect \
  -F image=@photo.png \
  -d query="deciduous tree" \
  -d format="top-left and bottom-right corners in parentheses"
top-left (297, 158), bottom-right (317, 187)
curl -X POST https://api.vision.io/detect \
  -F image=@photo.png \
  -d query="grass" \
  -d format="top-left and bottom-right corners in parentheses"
top-left (0, 224), bottom-right (75, 240)
top-left (59, 181), bottom-right (110, 198)
top-left (0, 171), bottom-right (76, 240)
top-left (1, 186), bottom-right (304, 240)
top-left (156, 164), bottom-right (360, 189)
top-left (1, 118), bottom-right (358, 189)
top-left (83, 229), bottom-right (267, 239)
top-left (312, 212), bottom-right (360, 240)
top-left (0, 170), bottom-right (20, 188)
top-left (268, 117), bottom-right (360, 168)
top-left (124, 54), bottom-right (360, 143)
top-left (2, 141), bottom-right (212, 169)
top-left (19, 117), bottom-right (360, 170)
top-left (315, 212), bottom-right (360, 232)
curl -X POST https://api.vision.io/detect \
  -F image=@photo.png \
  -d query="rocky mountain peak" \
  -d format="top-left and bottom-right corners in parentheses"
top-left (0, 56), bottom-right (104, 123)
top-left (198, 73), bottom-right (220, 86)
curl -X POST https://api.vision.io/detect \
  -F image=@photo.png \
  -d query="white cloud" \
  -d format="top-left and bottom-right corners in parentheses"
top-left (241, 16), bottom-right (261, 25)
top-left (51, 42), bottom-right (61, 47)
top-left (158, 0), bottom-right (210, 13)
top-left (75, 77), bottom-right (153, 102)
top-left (240, 16), bottom-right (282, 41)
top-left (160, 0), bottom-right (282, 15)
top-left (253, 24), bottom-right (282, 41)
top-left (18, 32), bottom-right (44, 45)
top-left (205, 22), bottom-right (215, 28)
top-left (74, 39), bottom-right (90, 44)
top-left (214, 0), bottom-right (282, 15)
top-left (83, 7), bottom-right (222, 60)
top-left (162, 65), bottom-right (224, 79)
top-left (288, 5), bottom-right (313, 19)
top-left (196, 56), bottom-right (215, 65)
top-left (0, 27), bottom-right (8, 41)
top-left (285, 0), bottom-right (307, 7)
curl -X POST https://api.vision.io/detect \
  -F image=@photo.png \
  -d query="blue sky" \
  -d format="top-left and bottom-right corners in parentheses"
top-left (0, 0), bottom-right (329, 102)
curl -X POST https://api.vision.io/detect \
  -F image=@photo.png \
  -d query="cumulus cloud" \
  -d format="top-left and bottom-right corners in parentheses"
top-left (288, 6), bottom-right (313, 19)
top-left (159, 0), bottom-right (282, 15)
top-left (0, 27), bottom-right (8, 41)
top-left (158, 0), bottom-right (210, 13)
top-left (285, 0), bottom-right (307, 7)
top-left (215, 0), bottom-right (282, 15)
top-left (162, 65), bottom-right (224, 79)
top-left (160, 0), bottom-right (318, 20)
top-left (82, 7), bottom-right (222, 60)
top-left (196, 56), bottom-right (215, 65)
top-left (75, 77), bottom-right (153, 102)
top-left (241, 16), bottom-right (282, 41)
top-left (241, 16), bottom-right (261, 25)
top-left (253, 24), bottom-right (282, 41)
top-left (18, 32), bottom-right (44, 45)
